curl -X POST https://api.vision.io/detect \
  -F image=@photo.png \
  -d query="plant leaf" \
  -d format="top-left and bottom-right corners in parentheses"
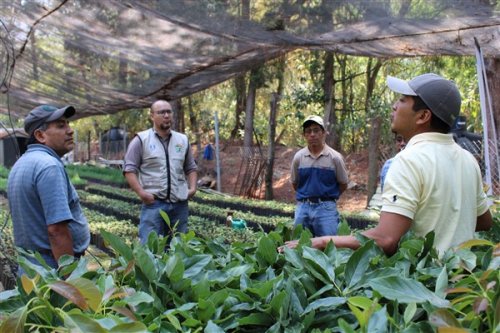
top-left (368, 276), bottom-right (449, 308)
top-left (49, 280), bottom-right (88, 310)
top-left (345, 241), bottom-right (379, 288)
top-left (0, 305), bottom-right (27, 333)
top-left (0, 289), bottom-right (19, 302)
top-left (428, 308), bottom-right (461, 328)
top-left (198, 298), bottom-right (216, 322)
top-left (435, 267), bottom-right (449, 298)
top-left (164, 254), bottom-right (184, 283)
top-left (458, 239), bottom-right (493, 249)
top-left (67, 278), bottom-right (103, 312)
top-left (100, 229), bottom-right (134, 261)
top-left (302, 247), bottom-right (335, 284)
top-left (367, 306), bottom-right (388, 333)
top-left (403, 302), bottom-right (417, 324)
top-left (134, 248), bottom-right (157, 282)
top-left (184, 255), bottom-right (212, 279)
top-left (64, 313), bottom-right (107, 333)
top-left (338, 318), bottom-right (356, 333)
top-left (256, 236), bottom-right (277, 265)
top-left (303, 297), bottom-right (346, 314)
top-left (238, 313), bottom-right (274, 326)
top-left (20, 275), bottom-right (36, 295)
top-left (205, 320), bottom-right (225, 333)
top-left (109, 322), bottom-right (149, 332)
top-left (123, 291), bottom-right (154, 307)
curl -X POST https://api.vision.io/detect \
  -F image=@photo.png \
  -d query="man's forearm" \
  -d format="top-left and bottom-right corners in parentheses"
top-left (124, 172), bottom-right (143, 196)
top-left (187, 171), bottom-right (197, 198)
top-left (47, 222), bottom-right (74, 263)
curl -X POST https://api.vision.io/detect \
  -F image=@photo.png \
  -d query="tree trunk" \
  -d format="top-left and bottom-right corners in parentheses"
top-left (118, 51), bottom-right (128, 88)
top-left (336, 55), bottom-right (349, 152)
top-left (365, 58), bottom-right (384, 206)
top-left (265, 57), bottom-right (285, 200)
top-left (188, 96), bottom-right (202, 166)
top-left (324, 52), bottom-right (339, 149)
top-left (230, 74), bottom-right (247, 141)
top-left (484, 57), bottom-right (500, 141)
top-left (30, 32), bottom-right (39, 81)
top-left (230, 0), bottom-right (250, 142)
top-left (243, 69), bottom-right (257, 150)
top-left (171, 99), bottom-right (183, 132)
top-left (265, 93), bottom-right (279, 200)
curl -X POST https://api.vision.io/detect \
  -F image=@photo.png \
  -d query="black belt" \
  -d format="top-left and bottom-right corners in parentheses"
top-left (153, 194), bottom-right (186, 203)
top-left (37, 249), bottom-right (85, 258)
top-left (298, 197), bottom-right (337, 203)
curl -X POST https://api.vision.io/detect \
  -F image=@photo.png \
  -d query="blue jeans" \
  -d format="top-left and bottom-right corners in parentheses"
top-left (294, 200), bottom-right (340, 237)
top-left (16, 252), bottom-right (58, 277)
top-left (139, 200), bottom-right (189, 244)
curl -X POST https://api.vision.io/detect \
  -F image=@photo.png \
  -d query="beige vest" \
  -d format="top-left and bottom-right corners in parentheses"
top-left (137, 129), bottom-right (189, 202)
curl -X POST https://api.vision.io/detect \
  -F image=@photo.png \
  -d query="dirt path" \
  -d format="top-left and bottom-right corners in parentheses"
top-left (197, 144), bottom-right (369, 214)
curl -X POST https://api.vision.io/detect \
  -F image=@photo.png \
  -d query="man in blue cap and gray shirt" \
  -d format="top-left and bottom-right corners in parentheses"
top-left (8, 105), bottom-right (89, 275)
top-left (283, 73), bottom-right (492, 256)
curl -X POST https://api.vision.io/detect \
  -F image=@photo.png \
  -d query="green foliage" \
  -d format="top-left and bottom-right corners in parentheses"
top-left (66, 164), bottom-right (126, 186)
top-left (1, 228), bottom-right (498, 332)
top-left (0, 166), bottom-right (9, 179)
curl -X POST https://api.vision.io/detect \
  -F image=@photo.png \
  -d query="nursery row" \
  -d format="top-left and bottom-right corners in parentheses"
top-left (77, 189), bottom-right (292, 234)
top-left (85, 183), bottom-right (296, 219)
top-left (67, 163), bottom-right (296, 214)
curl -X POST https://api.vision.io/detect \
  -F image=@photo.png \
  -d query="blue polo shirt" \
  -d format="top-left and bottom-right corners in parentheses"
top-left (7, 144), bottom-right (89, 254)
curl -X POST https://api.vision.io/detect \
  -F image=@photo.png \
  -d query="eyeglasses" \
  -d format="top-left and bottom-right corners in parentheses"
top-left (304, 127), bottom-right (323, 135)
top-left (154, 109), bottom-right (172, 116)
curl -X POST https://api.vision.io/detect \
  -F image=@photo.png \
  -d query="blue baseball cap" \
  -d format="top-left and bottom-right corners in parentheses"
top-left (24, 105), bottom-right (75, 136)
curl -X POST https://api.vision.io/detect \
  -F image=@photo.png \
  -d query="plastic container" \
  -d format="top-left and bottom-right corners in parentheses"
top-left (231, 218), bottom-right (247, 230)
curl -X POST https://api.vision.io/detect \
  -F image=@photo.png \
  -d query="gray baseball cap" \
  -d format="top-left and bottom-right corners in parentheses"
top-left (387, 73), bottom-right (461, 127)
top-left (24, 105), bottom-right (75, 136)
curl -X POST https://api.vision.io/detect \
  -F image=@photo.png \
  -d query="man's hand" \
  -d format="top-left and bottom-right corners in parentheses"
top-left (278, 237), bottom-right (330, 253)
top-left (278, 235), bottom-right (362, 253)
top-left (139, 190), bottom-right (155, 205)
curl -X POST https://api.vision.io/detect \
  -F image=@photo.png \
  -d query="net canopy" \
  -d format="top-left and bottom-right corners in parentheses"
top-left (1, 0), bottom-right (499, 120)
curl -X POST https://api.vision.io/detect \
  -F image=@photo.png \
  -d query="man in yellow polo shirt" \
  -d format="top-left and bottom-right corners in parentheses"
top-left (282, 73), bottom-right (492, 255)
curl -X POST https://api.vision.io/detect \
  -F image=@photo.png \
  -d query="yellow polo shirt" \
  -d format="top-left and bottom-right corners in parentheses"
top-left (381, 132), bottom-right (489, 253)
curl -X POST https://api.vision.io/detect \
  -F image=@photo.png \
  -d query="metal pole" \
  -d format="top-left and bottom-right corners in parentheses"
top-left (474, 38), bottom-right (495, 196)
top-left (214, 111), bottom-right (221, 192)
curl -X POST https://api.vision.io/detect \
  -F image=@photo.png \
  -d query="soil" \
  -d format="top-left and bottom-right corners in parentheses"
top-left (197, 143), bottom-right (369, 214)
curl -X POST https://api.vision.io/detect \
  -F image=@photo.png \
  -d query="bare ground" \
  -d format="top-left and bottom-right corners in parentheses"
top-left (197, 144), bottom-right (369, 214)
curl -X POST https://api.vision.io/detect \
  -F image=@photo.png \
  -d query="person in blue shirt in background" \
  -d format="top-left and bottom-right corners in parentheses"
top-left (380, 134), bottom-right (406, 192)
top-left (291, 115), bottom-right (349, 237)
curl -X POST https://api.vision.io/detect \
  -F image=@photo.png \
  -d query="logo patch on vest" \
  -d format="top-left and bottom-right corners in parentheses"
top-left (392, 195), bottom-right (397, 202)
top-left (175, 143), bottom-right (183, 153)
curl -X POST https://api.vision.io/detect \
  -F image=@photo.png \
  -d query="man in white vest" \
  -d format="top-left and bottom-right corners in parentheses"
top-left (124, 100), bottom-right (198, 244)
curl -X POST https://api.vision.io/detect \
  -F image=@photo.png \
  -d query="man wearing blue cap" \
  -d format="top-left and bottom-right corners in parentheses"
top-left (283, 73), bottom-right (492, 255)
top-left (8, 105), bottom-right (89, 274)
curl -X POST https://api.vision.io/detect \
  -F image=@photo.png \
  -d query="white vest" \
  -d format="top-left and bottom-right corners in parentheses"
top-left (137, 129), bottom-right (189, 202)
